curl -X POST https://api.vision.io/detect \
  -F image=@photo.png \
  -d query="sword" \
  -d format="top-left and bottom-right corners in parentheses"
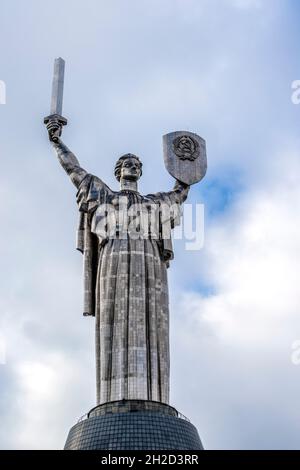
top-left (44, 57), bottom-right (67, 141)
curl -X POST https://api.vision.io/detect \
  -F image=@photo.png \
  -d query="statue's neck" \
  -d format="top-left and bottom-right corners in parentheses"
top-left (120, 179), bottom-right (138, 192)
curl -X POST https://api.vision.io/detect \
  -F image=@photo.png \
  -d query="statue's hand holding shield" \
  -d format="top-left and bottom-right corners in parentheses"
top-left (163, 131), bottom-right (207, 185)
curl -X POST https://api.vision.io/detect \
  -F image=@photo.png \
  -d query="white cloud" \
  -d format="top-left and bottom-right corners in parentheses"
top-left (229, 0), bottom-right (263, 9)
top-left (169, 144), bottom-right (300, 448)
top-left (175, 142), bottom-right (300, 344)
top-left (0, 0), bottom-right (298, 450)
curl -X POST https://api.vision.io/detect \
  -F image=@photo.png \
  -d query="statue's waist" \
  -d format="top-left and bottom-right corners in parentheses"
top-left (92, 221), bottom-right (171, 239)
top-left (97, 229), bottom-right (162, 240)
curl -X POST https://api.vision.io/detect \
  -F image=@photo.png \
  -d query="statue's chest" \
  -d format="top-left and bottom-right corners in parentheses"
top-left (91, 193), bottom-right (160, 240)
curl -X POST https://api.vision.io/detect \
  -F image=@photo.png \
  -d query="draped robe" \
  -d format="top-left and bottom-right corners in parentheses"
top-left (52, 141), bottom-right (189, 405)
top-left (76, 174), bottom-right (189, 405)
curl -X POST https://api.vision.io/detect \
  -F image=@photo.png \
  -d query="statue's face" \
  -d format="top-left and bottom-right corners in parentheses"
top-left (120, 157), bottom-right (142, 181)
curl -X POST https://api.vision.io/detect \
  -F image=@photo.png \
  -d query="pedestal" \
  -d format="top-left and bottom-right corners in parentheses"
top-left (64, 400), bottom-right (203, 450)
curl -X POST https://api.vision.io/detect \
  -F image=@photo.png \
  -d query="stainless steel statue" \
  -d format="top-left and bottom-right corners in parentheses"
top-left (44, 58), bottom-right (207, 406)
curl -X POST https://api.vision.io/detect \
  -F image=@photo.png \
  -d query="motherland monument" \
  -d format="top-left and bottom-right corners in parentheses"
top-left (44, 58), bottom-right (207, 450)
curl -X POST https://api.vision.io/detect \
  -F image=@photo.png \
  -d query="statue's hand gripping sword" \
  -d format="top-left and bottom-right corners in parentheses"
top-left (44, 57), bottom-right (67, 142)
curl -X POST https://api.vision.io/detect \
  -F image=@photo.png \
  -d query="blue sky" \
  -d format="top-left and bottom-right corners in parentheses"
top-left (1, 0), bottom-right (300, 449)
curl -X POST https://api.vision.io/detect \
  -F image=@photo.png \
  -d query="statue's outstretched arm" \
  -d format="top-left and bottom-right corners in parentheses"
top-left (169, 179), bottom-right (190, 204)
top-left (146, 179), bottom-right (190, 205)
top-left (45, 118), bottom-right (88, 189)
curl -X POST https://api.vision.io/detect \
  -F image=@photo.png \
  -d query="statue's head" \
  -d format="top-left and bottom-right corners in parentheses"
top-left (114, 153), bottom-right (143, 182)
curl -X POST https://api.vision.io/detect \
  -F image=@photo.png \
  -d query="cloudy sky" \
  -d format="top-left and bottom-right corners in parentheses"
top-left (0, 0), bottom-right (300, 450)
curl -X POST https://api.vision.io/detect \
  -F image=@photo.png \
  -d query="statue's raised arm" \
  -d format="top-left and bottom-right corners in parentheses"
top-left (45, 118), bottom-right (88, 189)
top-left (168, 178), bottom-right (190, 204)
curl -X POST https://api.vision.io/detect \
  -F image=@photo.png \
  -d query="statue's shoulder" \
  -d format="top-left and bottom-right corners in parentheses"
top-left (80, 173), bottom-right (113, 194)
top-left (77, 174), bottom-right (114, 212)
top-left (143, 191), bottom-right (167, 203)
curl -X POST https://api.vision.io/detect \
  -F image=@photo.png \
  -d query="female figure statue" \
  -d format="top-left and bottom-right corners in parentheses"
top-left (45, 119), bottom-right (189, 405)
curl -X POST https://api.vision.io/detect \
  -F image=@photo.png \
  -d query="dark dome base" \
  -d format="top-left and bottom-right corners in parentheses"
top-left (64, 400), bottom-right (203, 450)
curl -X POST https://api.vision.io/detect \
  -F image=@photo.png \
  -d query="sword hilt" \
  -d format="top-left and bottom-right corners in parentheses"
top-left (44, 113), bottom-right (68, 142)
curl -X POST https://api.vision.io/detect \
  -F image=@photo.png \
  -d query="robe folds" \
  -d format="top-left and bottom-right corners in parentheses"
top-left (76, 173), bottom-right (188, 404)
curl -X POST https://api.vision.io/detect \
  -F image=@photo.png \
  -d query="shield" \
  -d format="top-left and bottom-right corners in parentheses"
top-left (163, 131), bottom-right (207, 185)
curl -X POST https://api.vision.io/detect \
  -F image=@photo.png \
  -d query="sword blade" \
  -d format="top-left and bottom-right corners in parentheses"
top-left (50, 57), bottom-right (65, 115)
